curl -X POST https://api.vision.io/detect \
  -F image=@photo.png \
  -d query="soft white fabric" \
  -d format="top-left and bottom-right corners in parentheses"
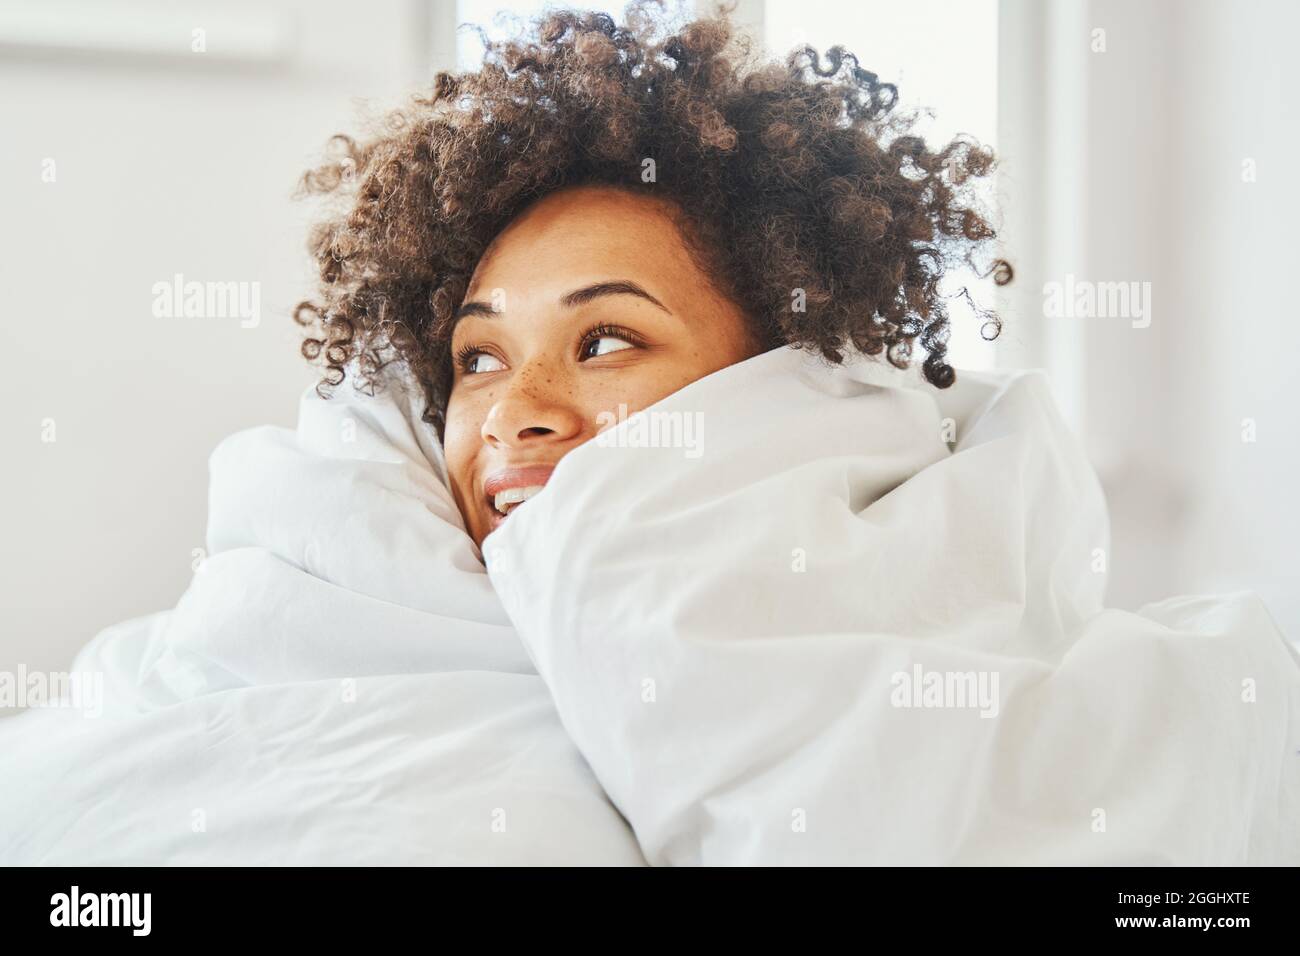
top-left (0, 376), bottom-right (644, 865)
top-left (485, 346), bottom-right (1300, 865)
top-left (4, 345), bottom-right (1296, 866)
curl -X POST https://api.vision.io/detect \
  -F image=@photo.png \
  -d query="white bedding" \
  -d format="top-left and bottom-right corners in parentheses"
top-left (486, 347), bottom-right (1300, 865)
top-left (0, 375), bottom-right (644, 865)
top-left (3, 345), bottom-right (1296, 865)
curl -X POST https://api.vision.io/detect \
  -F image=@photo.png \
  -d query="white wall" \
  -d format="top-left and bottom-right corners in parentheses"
top-left (0, 0), bottom-right (456, 677)
top-left (998, 0), bottom-right (1299, 634)
top-left (1091, 0), bottom-right (1298, 631)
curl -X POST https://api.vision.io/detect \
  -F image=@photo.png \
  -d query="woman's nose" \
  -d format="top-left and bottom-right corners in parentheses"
top-left (480, 364), bottom-right (584, 449)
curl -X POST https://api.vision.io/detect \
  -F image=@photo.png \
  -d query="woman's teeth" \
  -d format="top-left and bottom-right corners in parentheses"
top-left (493, 485), bottom-right (545, 516)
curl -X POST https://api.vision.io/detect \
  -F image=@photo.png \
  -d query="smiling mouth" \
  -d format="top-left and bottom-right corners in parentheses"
top-left (482, 465), bottom-right (556, 527)
top-left (490, 485), bottom-right (546, 518)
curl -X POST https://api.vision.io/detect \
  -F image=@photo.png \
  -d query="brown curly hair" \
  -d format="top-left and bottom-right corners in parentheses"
top-left (294, 1), bottom-right (1011, 434)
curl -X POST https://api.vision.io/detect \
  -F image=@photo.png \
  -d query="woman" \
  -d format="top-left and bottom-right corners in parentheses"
top-left (288, 8), bottom-right (1298, 867)
top-left (5, 4), bottom-right (1292, 870)
top-left (294, 2), bottom-right (1009, 548)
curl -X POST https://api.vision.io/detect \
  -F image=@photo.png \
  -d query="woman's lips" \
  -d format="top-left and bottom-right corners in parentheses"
top-left (483, 464), bottom-right (556, 528)
top-left (483, 464), bottom-right (556, 498)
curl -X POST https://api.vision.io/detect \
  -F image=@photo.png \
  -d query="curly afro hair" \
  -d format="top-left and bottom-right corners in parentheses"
top-left (294, 0), bottom-right (1011, 435)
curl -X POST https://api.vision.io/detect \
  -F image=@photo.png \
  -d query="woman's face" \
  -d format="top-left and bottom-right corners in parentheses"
top-left (444, 184), bottom-right (762, 548)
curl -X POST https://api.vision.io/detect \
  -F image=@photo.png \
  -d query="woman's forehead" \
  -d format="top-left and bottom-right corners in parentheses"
top-left (467, 185), bottom-right (699, 295)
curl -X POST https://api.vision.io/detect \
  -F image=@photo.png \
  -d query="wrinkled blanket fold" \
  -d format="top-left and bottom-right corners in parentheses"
top-left (485, 347), bottom-right (1300, 864)
top-left (0, 374), bottom-right (643, 865)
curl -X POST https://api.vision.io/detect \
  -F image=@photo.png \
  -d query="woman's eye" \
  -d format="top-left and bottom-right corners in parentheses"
top-left (581, 335), bottom-right (635, 360)
top-left (464, 351), bottom-right (505, 374)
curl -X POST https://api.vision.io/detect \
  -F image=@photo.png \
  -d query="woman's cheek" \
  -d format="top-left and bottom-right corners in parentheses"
top-left (616, 360), bottom-right (704, 417)
top-left (442, 394), bottom-right (484, 489)
top-left (580, 372), bottom-right (666, 429)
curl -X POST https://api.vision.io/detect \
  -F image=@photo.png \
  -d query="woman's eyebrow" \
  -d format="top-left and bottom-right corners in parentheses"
top-left (453, 301), bottom-right (499, 321)
top-left (560, 280), bottom-right (671, 313)
top-left (453, 279), bottom-right (672, 324)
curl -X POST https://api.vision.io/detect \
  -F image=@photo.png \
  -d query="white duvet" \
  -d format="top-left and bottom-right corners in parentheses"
top-left (0, 372), bottom-right (643, 865)
top-left (3, 346), bottom-right (1297, 865)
